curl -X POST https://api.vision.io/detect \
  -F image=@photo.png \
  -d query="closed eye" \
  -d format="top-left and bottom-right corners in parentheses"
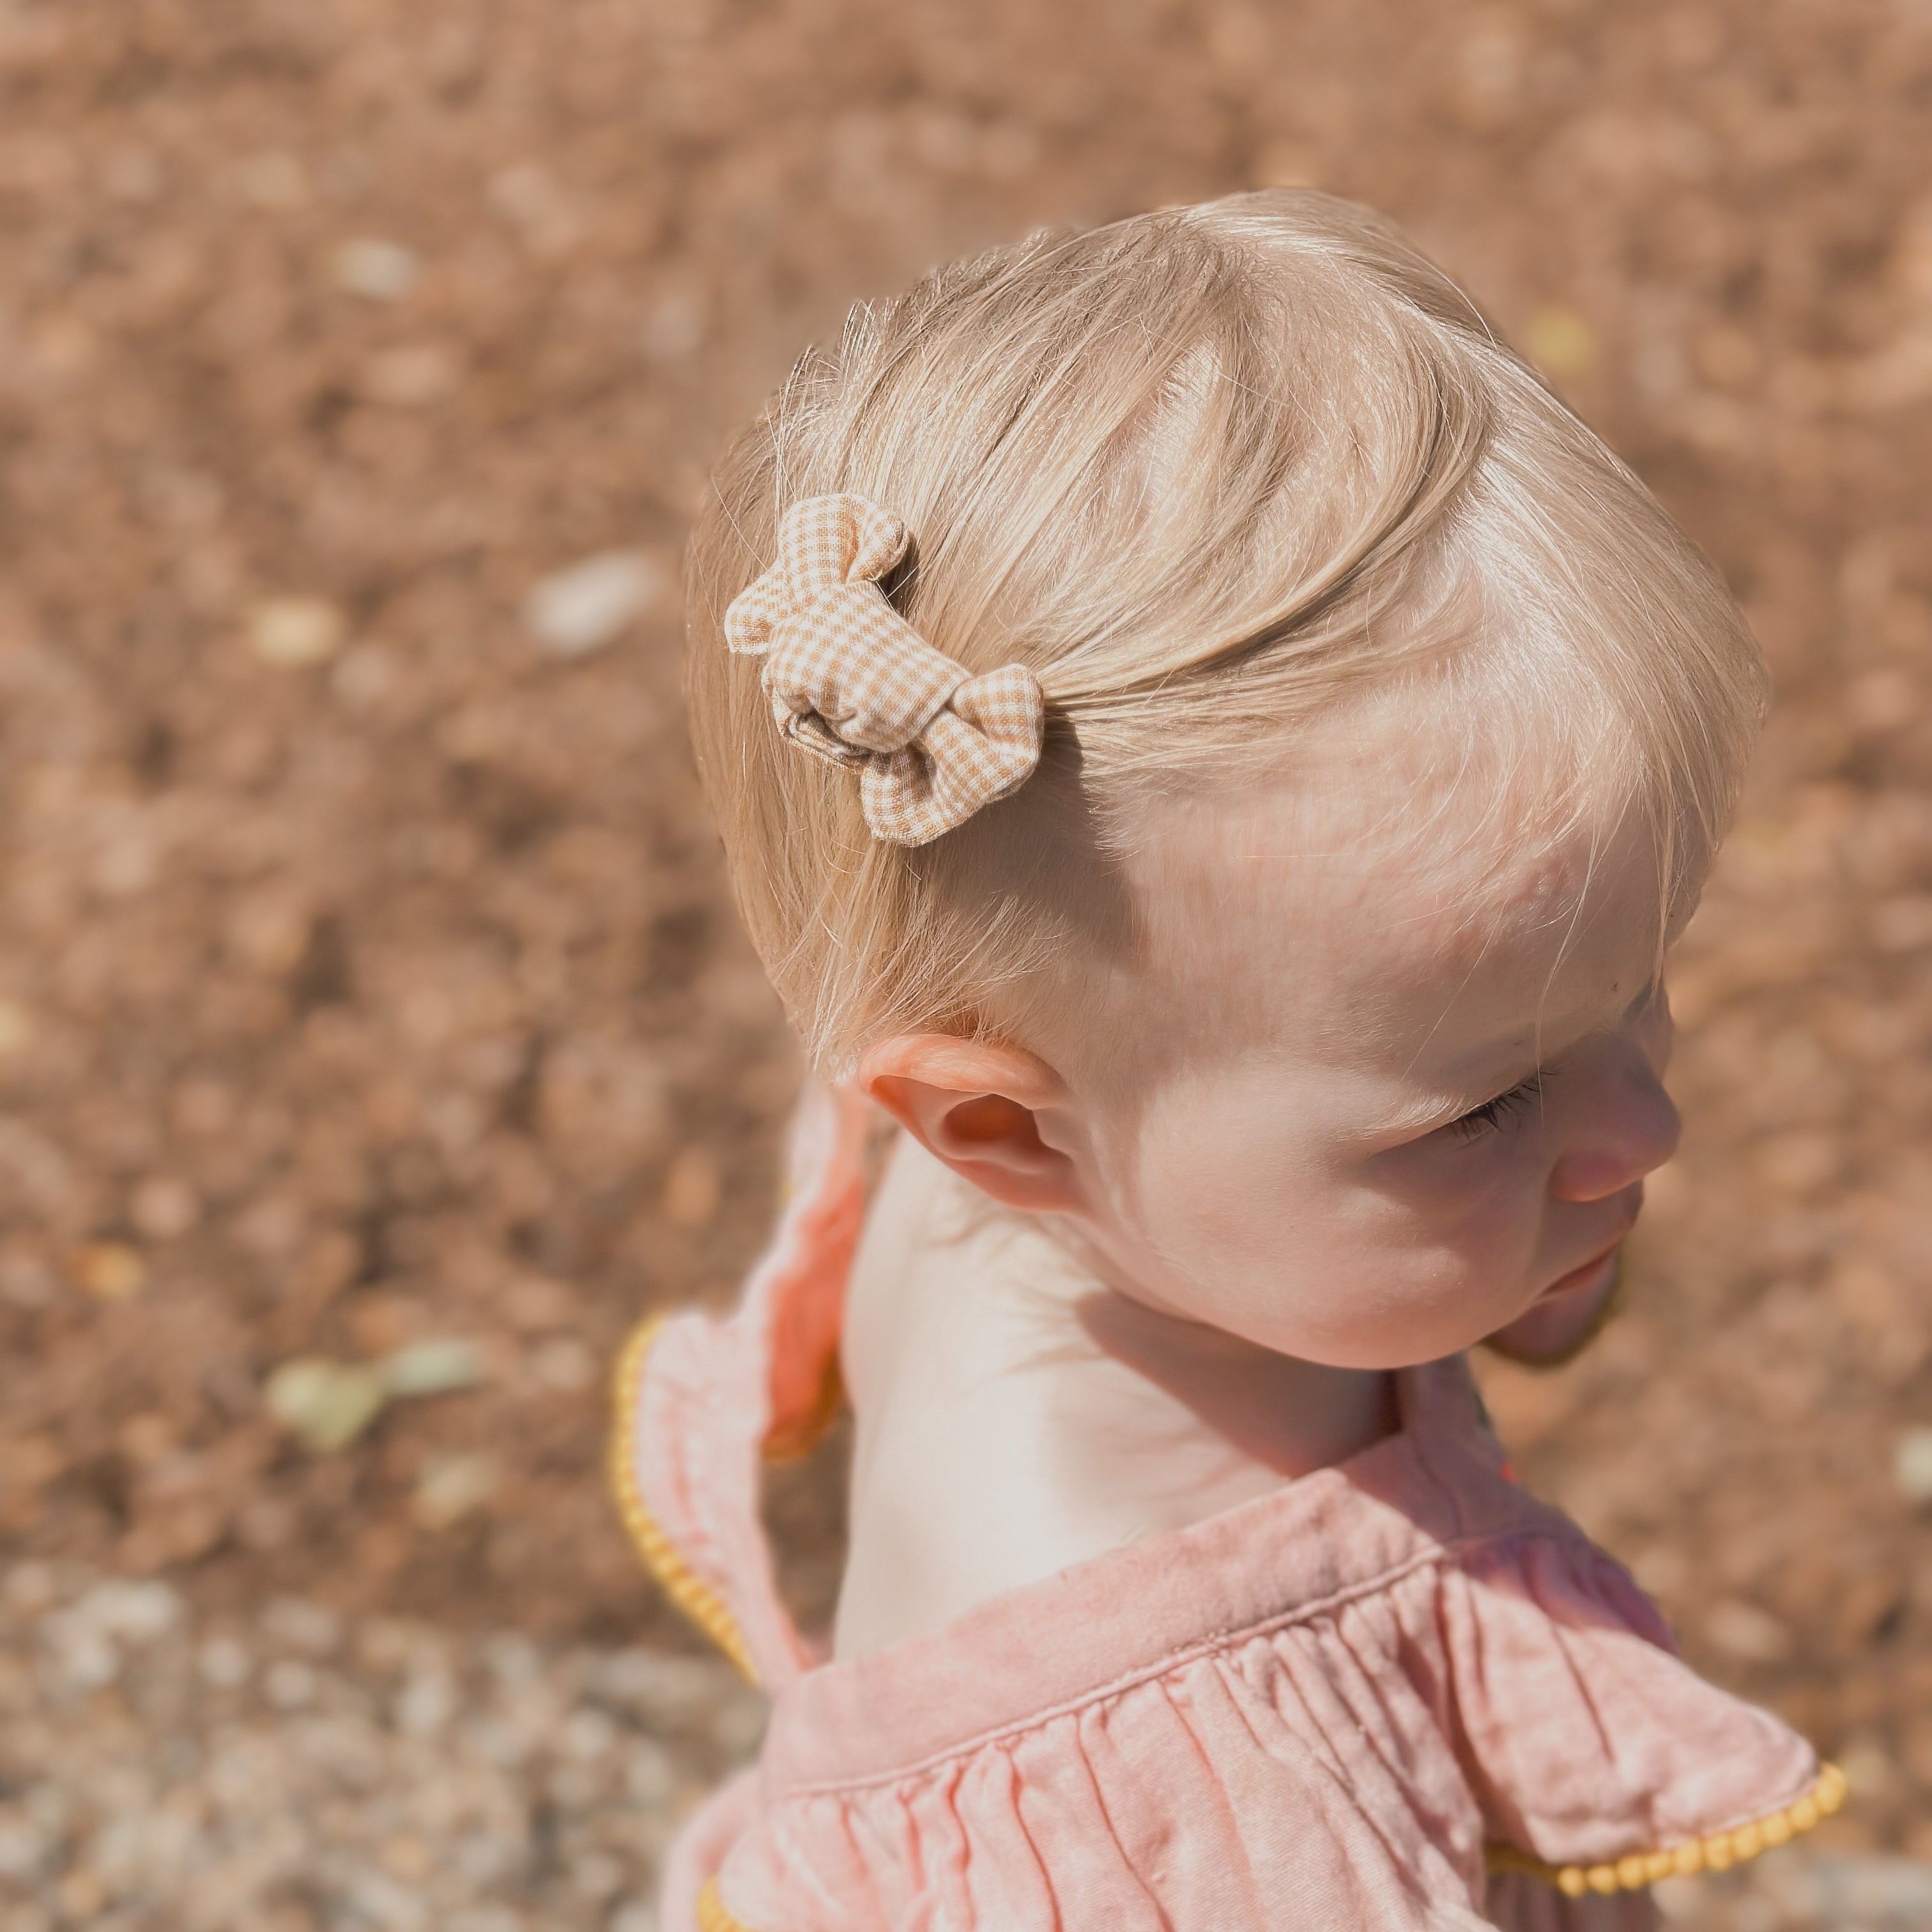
top-left (1446, 1070), bottom-right (1548, 1142)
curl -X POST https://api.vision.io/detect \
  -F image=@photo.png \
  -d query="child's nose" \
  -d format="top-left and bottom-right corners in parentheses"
top-left (1546, 1054), bottom-right (1682, 1204)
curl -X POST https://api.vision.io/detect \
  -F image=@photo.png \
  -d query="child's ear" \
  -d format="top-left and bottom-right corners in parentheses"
top-left (857, 1035), bottom-right (1085, 1214)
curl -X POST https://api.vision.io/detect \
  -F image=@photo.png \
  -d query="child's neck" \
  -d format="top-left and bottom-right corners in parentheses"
top-left (832, 1135), bottom-right (1396, 1661)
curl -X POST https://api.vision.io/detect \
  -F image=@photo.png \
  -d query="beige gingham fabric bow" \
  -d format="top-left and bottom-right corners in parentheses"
top-left (724, 494), bottom-right (1046, 846)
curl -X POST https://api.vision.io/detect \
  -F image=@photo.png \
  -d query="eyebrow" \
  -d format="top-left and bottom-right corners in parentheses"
top-left (1439, 1032), bottom-right (1564, 1093)
top-left (1393, 981), bottom-right (1661, 1129)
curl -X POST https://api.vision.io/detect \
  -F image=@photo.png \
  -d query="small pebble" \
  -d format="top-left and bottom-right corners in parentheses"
top-left (197, 1636), bottom-right (251, 1689)
top-left (641, 286), bottom-right (708, 360)
top-left (231, 150), bottom-right (308, 209)
top-left (530, 1336), bottom-right (596, 1392)
top-left (48, 1627), bottom-right (119, 1691)
top-left (571, 1849), bottom-right (625, 1899)
top-left (558, 1708), bottom-right (617, 1763)
top-left (1846, 667), bottom-right (1919, 732)
top-left (360, 343), bottom-right (461, 408)
top-left (260, 1600), bottom-right (341, 1655)
top-left (1704, 1598), bottom-right (1795, 1664)
top-left (412, 1454), bottom-right (498, 1531)
top-left (1761, 1851), bottom-right (1932, 1924)
top-left (0, 998), bottom-right (33, 1055)
top-left (130, 1176), bottom-right (201, 1242)
top-left (660, 1149), bottom-right (722, 1230)
top-left (1872, 895), bottom-right (1932, 954)
top-left (395, 1667), bottom-right (457, 1738)
top-left (1894, 1425), bottom-right (1932, 1506)
top-left (263, 1659), bottom-right (316, 1710)
top-left (70, 1581), bottom-right (181, 1644)
top-left (249, 595), bottom-right (346, 668)
top-left (332, 236), bottom-right (421, 302)
top-left (0, 1254), bottom-right (54, 1310)
top-left (523, 551), bottom-right (669, 657)
top-left (0, 1807), bottom-right (47, 1879)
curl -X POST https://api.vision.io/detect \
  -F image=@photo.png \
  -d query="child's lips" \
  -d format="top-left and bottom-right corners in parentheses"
top-left (1537, 1234), bottom-right (1627, 1301)
top-left (1537, 1188), bottom-right (1643, 1302)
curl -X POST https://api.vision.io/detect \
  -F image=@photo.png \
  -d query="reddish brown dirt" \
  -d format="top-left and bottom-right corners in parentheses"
top-left (1, 0), bottom-right (1928, 1860)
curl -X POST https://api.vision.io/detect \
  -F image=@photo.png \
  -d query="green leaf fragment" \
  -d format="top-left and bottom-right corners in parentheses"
top-left (264, 1358), bottom-right (388, 1454)
top-left (264, 1338), bottom-right (485, 1454)
top-left (379, 1338), bottom-right (484, 1398)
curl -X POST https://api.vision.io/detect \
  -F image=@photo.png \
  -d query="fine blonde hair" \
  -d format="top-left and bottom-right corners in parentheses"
top-left (685, 191), bottom-right (1767, 1077)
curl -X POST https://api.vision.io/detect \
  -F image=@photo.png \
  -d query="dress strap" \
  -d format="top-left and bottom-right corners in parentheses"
top-left (611, 1082), bottom-right (871, 1690)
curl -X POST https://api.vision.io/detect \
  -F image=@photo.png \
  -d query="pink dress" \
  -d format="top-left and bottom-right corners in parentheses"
top-left (614, 1089), bottom-right (1841, 1932)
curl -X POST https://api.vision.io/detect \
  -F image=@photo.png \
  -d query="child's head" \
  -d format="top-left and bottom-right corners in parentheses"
top-left (686, 191), bottom-right (1766, 1368)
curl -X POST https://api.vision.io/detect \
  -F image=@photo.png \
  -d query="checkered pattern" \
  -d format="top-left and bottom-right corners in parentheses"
top-left (724, 494), bottom-right (1045, 845)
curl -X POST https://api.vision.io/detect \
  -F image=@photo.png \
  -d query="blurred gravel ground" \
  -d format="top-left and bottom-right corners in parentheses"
top-left (1, 0), bottom-right (1930, 1917)
top-left (0, 1562), bottom-right (762, 1932)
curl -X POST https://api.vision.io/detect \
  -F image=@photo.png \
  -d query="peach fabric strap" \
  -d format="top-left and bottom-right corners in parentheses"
top-left (724, 493), bottom-right (1046, 845)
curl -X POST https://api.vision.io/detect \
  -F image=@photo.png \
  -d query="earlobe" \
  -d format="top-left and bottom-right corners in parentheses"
top-left (857, 1036), bottom-right (1086, 1214)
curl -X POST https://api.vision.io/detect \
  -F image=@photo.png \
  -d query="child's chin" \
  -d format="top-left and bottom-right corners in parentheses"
top-left (1480, 1255), bottom-right (1622, 1368)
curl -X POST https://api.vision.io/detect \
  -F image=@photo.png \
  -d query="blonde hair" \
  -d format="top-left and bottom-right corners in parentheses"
top-left (686, 191), bottom-right (1767, 1077)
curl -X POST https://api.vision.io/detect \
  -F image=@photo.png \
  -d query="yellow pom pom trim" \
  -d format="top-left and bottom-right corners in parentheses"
top-left (697, 1878), bottom-right (759, 1931)
top-left (608, 1314), bottom-right (760, 1685)
top-left (1486, 1762), bottom-right (1847, 1897)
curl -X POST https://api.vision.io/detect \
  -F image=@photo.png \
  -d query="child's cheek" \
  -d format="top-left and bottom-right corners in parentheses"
top-left (1110, 1090), bottom-right (1330, 1311)
top-left (1346, 1140), bottom-right (1550, 1323)
top-left (1367, 1132), bottom-right (1538, 1248)
top-left (1108, 1078), bottom-right (1547, 1362)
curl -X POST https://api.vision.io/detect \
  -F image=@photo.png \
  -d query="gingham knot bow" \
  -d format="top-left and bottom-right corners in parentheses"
top-left (724, 494), bottom-right (1046, 846)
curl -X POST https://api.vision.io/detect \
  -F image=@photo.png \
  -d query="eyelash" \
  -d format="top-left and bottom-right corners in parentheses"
top-left (1448, 1070), bottom-right (1549, 1142)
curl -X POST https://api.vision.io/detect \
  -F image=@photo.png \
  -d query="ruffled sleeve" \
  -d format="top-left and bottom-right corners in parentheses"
top-left (1440, 1524), bottom-right (1832, 1899)
top-left (614, 1082), bottom-right (870, 1692)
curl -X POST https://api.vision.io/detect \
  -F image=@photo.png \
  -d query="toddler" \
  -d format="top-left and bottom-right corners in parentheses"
top-left (615, 194), bottom-right (1842, 1931)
